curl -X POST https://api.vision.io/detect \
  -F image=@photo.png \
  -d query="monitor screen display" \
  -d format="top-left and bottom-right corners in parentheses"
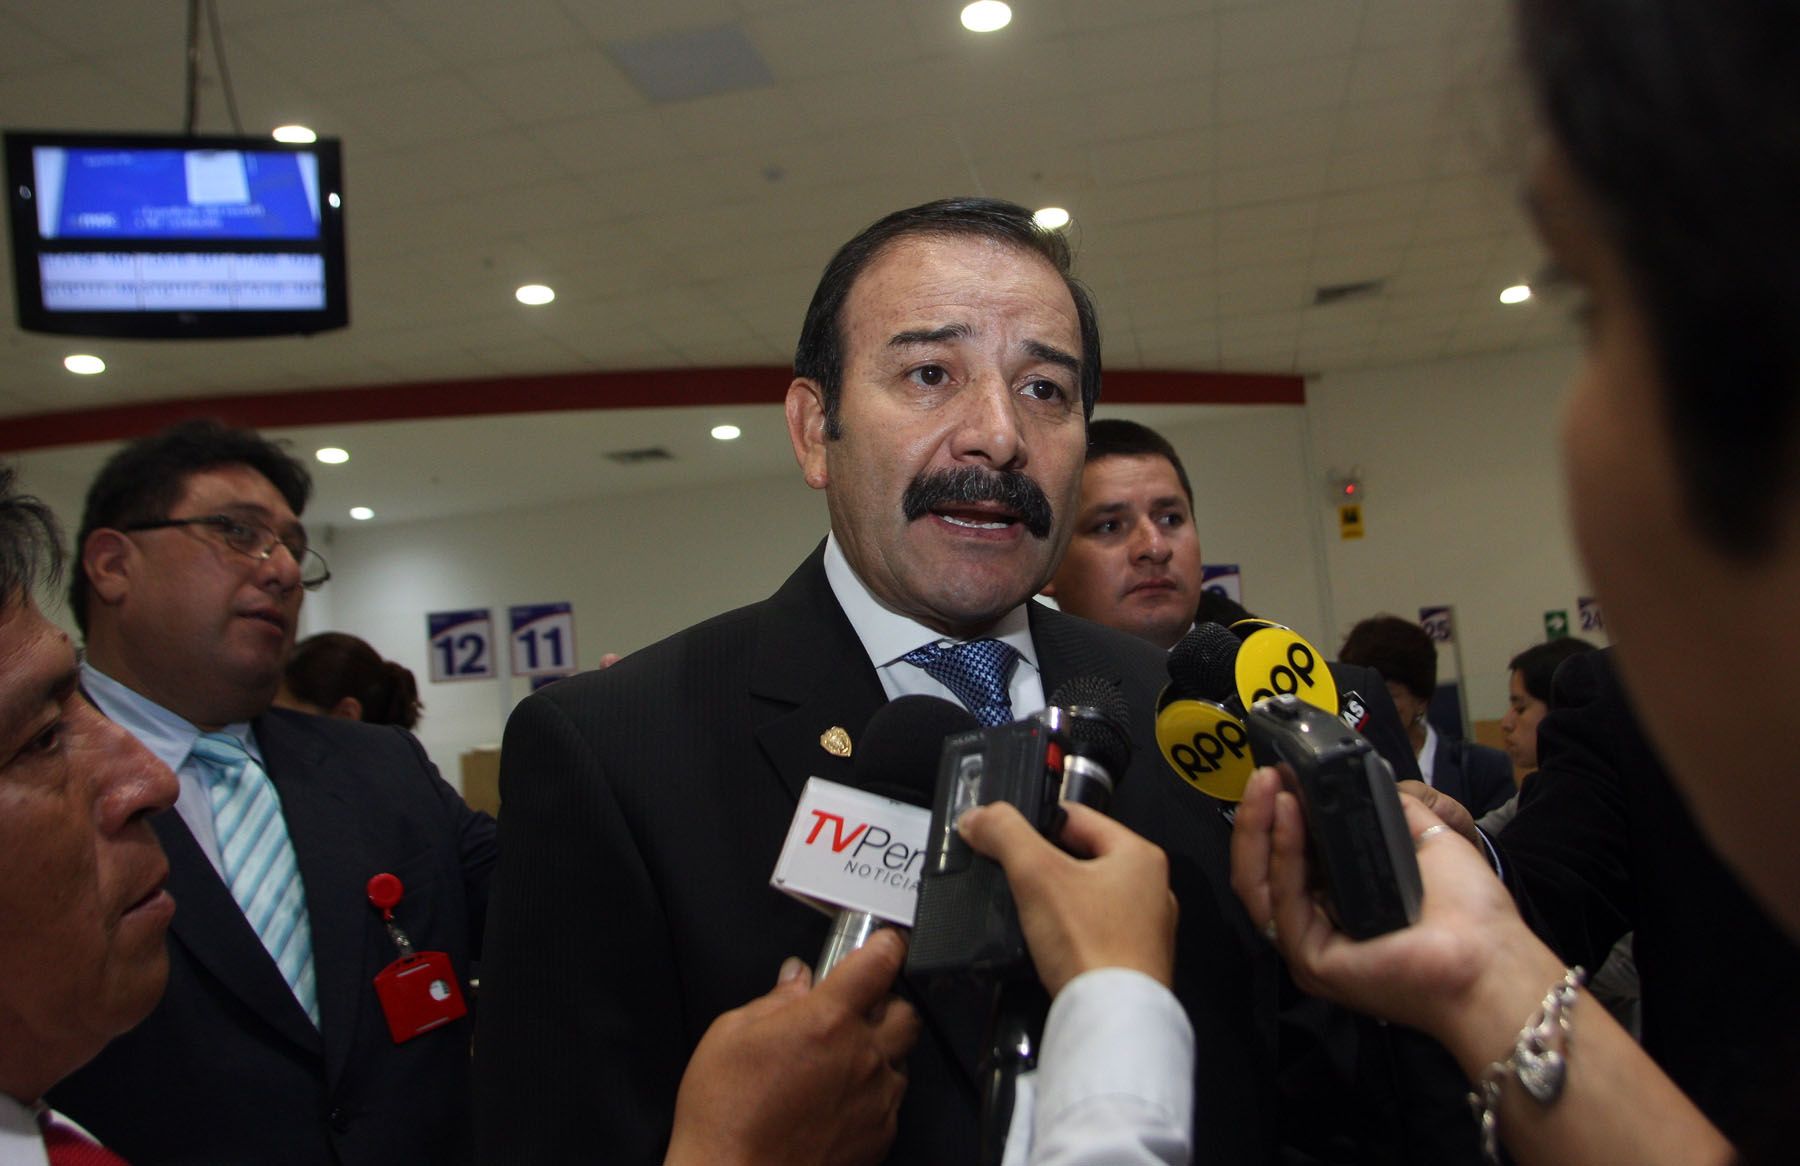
top-left (5, 131), bottom-right (348, 338)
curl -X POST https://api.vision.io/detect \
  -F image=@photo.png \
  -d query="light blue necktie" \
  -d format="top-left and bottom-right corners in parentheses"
top-left (902, 639), bottom-right (1020, 727)
top-left (190, 731), bottom-right (319, 1027)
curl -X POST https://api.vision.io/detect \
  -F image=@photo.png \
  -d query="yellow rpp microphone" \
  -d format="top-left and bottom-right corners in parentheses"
top-left (1156, 623), bottom-right (1257, 801)
top-left (1233, 624), bottom-right (1339, 717)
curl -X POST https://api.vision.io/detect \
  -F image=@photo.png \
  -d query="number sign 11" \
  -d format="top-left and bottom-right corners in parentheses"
top-left (510, 602), bottom-right (576, 677)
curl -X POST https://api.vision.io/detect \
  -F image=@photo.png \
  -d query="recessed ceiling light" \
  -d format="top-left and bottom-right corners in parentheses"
top-left (516, 284), bottom-right (555, 306)
top-left (272, 125), bottom-right (317, 144)
top-left (1499, 284), bottom-right (1532, 305)
top-left (1033, 206), bottom-right (1071, 230)
top-left (711, 424), bottom-right (742, 441)
top-left (349, 507), bottom-right (374, 521)
top-left (328, 192), bottom-right (341, 209)
top-left (63, 354), bottom-right (105, 375)
top-left (315, 447), bottom-right (349, 465)
top-left (961, 1), bottom-right (1012, 33)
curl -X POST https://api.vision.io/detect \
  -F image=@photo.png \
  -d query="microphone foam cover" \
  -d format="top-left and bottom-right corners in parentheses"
top-left (1168, 622), bottom-right (1241, 704)
top-left (853, 694), bottom-right (979, 806)
top-left (1048, 675), bottom-right (1133, 780)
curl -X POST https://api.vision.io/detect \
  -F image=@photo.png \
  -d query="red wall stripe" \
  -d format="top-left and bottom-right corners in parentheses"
top-left (1, 367), bottom-right (1305, 453)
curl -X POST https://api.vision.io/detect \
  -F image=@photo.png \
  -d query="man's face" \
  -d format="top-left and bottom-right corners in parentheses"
top-left (90, 465), bottom-right (305, 728)
top-left (0, 596), bottom-right (176, 1101)
top-left (787, 234), bottom-right (1087, 637)
top-left (1046, 453), bottom-right (1201, 650)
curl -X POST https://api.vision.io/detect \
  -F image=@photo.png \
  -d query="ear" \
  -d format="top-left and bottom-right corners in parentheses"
top-left (329, 695), bottom-right (363, 721)
top-left (785, 378), bottom-right (830, 491)
top-left (82, 528), bottom-right (135, 609)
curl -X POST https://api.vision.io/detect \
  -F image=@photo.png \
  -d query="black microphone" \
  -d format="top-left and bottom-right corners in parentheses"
top-left (1166, 620), bottom-right (1245, 713)
top-left (815, 695), bottom-right (978, 980)
top-left (979, 677), bottom-right (1131, 1166)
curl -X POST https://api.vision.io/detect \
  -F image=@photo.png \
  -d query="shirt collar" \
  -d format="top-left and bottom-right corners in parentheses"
top-left (821, 532), bottom-right (1039, 670)
top-left (80, 661), bottom-right (261, 769)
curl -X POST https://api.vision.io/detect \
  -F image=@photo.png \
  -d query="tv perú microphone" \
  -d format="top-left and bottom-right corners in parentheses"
top-left (768, 695), bottom-right (976, 980)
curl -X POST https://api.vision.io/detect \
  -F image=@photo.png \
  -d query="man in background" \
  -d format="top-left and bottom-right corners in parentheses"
top-left (49, 421), bottom-right (497, 1166)
top-left (1046, 419), bottom-right (1421, 783)
top-left (0, 466), bottom-right (177, 1164)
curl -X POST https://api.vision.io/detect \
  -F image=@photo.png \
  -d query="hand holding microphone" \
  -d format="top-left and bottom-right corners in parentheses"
top-left (666, 930), bottom-right (921, 1166)
top-left (956, 801), bottom-right (1177, 997)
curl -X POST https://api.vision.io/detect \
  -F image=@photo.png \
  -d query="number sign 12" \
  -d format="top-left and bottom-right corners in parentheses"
top-left (427, 609), bottom-right (495, 683)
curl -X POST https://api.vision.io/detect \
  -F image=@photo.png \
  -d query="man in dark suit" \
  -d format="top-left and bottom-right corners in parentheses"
top-left (475, 199), bottom-right (1285, 1162)
top-left (1339, 615), bottom-right (1513, 816)
top-left (1044, 418), bottom-right (1422, 783)
top-left (46, 421), bottom-right (498, 1165)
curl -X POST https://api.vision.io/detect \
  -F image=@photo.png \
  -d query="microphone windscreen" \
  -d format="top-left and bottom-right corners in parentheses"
top-left (1047, 675), bottom-right (1133, 780)
top-left (853, 695), bottom-right (979, 806)
top-left (1169, 622), bottom-right (1241, 703)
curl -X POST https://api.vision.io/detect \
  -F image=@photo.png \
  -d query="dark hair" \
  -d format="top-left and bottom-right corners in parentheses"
top-left (1507, 636), bottom-right (1598, 706)
top-left (793, 197), bottom-right (1102, 437)
top-left (69, 419), bottom-right (313, 634)
top-left (1518, 1), bottom-right (1800, 558)
top-left (1338, 615), bottom-right (1437, 701)
top-left (1084, 419), bottom-right (1194, 504)
top-left (0, 464), bottom-right (63, 611)
top-left (284, 631), bottom-right (422, 730)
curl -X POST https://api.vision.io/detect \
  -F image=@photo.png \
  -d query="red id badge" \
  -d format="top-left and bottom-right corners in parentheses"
top-left (373, 952), bottom-right (468, 1044)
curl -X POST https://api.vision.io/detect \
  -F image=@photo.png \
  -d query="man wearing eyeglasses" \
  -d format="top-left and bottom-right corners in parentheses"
top-left (46, 419), bottom-right (498, 1166)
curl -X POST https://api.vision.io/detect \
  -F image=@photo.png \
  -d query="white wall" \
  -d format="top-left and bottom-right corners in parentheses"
top-left (15, 342), bottom-right (1599, 782)
top-left (305, 345), bottom-right (1603, 779)
top-left (1306, 343), bottom-right (1604, 720)
top-left (317, 471), bottom-right (829, 782)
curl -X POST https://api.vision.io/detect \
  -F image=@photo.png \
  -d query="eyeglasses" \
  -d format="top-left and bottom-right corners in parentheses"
top-left (122, 514), bottom-right (332, 590)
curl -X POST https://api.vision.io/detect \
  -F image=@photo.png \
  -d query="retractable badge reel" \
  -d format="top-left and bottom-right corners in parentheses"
top-left (367, 873), bottom-right (467, 1044)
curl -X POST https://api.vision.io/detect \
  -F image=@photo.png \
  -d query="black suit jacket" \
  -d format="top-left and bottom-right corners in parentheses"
top-left (1428, 736), bottom-right (1513, 817)
top-left (52, 709), bottom-right (497, 1166)
top-left (474, 545), bottom-right (1282, 1163)
top-left (1497, 650), bottom-right (1800, 1145)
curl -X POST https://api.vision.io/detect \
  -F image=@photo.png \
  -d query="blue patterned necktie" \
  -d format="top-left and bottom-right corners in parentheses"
top-left (902, 639), bottom-right (1020, 727)
top-left (189, 731), bottom-right (320, 1027)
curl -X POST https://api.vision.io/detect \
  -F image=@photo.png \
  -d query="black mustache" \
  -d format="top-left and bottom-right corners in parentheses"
top-left (902, 467), bottom-right (1055, 539)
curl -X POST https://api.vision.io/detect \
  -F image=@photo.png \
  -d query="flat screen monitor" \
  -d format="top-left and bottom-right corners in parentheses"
top-left (4, 130), bottom-right (348, 339)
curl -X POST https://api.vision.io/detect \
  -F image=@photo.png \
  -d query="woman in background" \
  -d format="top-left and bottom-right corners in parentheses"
top-left (1234, 2), bottom-right (1800, 1163)
top-left (277, 631), bottom-right (423, 730)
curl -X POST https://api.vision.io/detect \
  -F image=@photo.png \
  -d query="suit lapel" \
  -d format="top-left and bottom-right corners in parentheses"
top-left (154, 808), bottom-right (323, 1056)
top-left (748, 547), bottom-right (997, 1093)
top-left (748, 545), bottom-right (886, 799)
top-left (255, 711), bottom-right (378, 1089)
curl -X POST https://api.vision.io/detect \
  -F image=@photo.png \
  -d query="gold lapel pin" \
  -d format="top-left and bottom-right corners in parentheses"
top-left (820, 726), bottom-right (852, 758)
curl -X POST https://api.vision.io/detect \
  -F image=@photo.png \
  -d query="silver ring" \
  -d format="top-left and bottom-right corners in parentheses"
top-left (1262, 919), bottom-right (1278, 943)
top-left (1414, 823), bottom-right (1451, 848)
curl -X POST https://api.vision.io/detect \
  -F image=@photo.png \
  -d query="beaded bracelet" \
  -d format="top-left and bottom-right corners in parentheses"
top-left (1467, 966), bottom-right (1587, 1164)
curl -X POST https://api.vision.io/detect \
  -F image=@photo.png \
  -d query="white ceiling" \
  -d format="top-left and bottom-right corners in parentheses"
top-left (1, 0), bottom-right (1566, 523)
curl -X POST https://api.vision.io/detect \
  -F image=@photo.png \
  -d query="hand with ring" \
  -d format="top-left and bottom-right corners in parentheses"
top-left (1228, 766), bottom-right (1565, 1043)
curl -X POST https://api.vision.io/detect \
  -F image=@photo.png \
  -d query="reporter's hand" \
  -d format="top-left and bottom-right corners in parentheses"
top-left (1395, 779), bottom-right (1482, 850)
top-left (664, 929), bottom-right (920, 1166)
top-left (1230, 767), bottom-right (1561, 1043)
top-left (956, 801), bottom-right (1177, 997)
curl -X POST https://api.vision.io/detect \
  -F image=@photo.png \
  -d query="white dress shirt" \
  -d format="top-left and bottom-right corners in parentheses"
top-left (1003, 969), bottom-right (1195, 1166)
top-left (823, 534), bottom-right (1047, 715)
top-left (0, 1096), bottom-right (109, 1166)
top-left (81, 661), bottom-right (263, 880)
